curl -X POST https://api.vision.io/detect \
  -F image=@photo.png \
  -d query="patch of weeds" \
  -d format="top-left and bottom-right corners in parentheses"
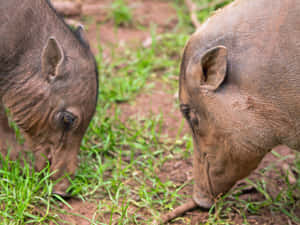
top-left (110, 0), bottom-right (133, 27)
top-left (155, 33), bottom-right (189, 89)
top-left (96, 43), bottom-right (161, 104)
top-left (73, 112), bottom-right (166, 195)
top-left (70, 103), bottom-right (188, 223)
top-left (0, 153), bottom-right (65, 224)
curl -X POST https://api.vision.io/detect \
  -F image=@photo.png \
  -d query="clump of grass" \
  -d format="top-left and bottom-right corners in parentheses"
top-left (0, 153), bottom-right (60, 224)
top-left (110, 0), bottom-right (133, 27)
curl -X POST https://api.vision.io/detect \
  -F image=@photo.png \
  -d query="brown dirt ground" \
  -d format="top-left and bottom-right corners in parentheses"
top-left (118, 81), bottom-right (187, 138)
top-left (79, 0), bottom-right (178, 56)
top-left (54, 0), bottom-right (299, 224)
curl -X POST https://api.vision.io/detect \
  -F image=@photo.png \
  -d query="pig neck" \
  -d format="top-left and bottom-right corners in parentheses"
top-left (0, 0), bottom-right (80, 135)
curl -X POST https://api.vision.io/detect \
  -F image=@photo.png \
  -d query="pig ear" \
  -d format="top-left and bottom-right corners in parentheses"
top-left (41, 37), bottom-right (64, 81)
top-left (187, 46), bottom-right (227, 91)
top-left (75, 25), bottom-right (90, 48)
top-left (200, 46), bottom-right (228, 90)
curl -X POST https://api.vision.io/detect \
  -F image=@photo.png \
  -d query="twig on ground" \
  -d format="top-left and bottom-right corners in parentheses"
top-left (159, 199), bottom-right (198, 224)
top-left (184, 0), bottom-right (201, 28)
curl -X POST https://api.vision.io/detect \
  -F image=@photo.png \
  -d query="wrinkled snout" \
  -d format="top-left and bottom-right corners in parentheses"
top-left (33, 144), bottom-right (79, 197)
top-left (49, 147), bottom-right (78, 197)
top-left (52, 177), bottom-right (72, 197)
top-left (192, 142), bottom-right (266, 209)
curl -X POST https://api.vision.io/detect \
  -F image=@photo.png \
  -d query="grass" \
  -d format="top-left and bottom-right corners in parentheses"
top-left (1, 0), bottom-right (299, 224)
top-left (0, 153), bottom-right (59, 224)
top-left (110, 0), bottom-right (133, 27)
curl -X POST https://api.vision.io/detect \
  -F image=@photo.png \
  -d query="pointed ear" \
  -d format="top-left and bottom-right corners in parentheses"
top-left (186, 46), bottom-right (228, 91)
top-left (75, 25), bottom-right (90, 48)
top-left (41, 37), bottom-right (64, 81)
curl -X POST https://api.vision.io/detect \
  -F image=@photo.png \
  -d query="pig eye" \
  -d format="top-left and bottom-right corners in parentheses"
top-left (180, 104), bottom-right (190, 120)
top-left (57, 111), bottom-right (77, 131)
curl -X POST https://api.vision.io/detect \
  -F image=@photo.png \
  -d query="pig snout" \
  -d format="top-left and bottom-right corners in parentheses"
top-left (52, 178), bottom-right (72, 198)
top-left (192, 144), bottom-right (266, 209)
top-left (48, 147), bottom-right (79, 198)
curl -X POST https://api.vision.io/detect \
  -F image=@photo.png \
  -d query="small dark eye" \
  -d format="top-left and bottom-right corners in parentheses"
top-left (58, 111), bottom-right (76, 131)
top-left (180, 104), bottom-right (190, 120)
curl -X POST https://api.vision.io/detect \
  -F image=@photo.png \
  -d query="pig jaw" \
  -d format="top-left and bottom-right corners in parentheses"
top-left (192, 135), bottom-right (267, 209)
top-left (50, 143), bottom-right (79, 196)
top-left (192, 151), bottom-right (214, 209)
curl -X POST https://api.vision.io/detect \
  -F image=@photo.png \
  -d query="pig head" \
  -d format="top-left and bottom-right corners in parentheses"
top-left (179, 0), bottom-right (300, 208)
top-left (4, 35), bottom-right (97, 196)
top-left (0, 0), bottom-right (98, 196)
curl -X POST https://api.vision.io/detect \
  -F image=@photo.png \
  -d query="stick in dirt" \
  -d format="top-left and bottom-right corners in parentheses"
top-left (184, 0), bottom-right (201, 28)
top-left (160, 199), bottom-right (198, 224)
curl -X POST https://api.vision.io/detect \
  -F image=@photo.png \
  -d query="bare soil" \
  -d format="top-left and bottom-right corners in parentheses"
top-left (79, 0), bottom-right (177, 56)
top-left (57, 199), bottom-right (97, 225)
top-left (119, 81), bottom-right (188, 138)
top-left (54, 0), bottom-right (299, 224)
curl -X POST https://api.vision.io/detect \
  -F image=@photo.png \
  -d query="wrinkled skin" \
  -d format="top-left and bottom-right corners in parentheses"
top-left (0, 0), bottom-right (98, 196)
top-left (179, 0), bottom-right (300, 208)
